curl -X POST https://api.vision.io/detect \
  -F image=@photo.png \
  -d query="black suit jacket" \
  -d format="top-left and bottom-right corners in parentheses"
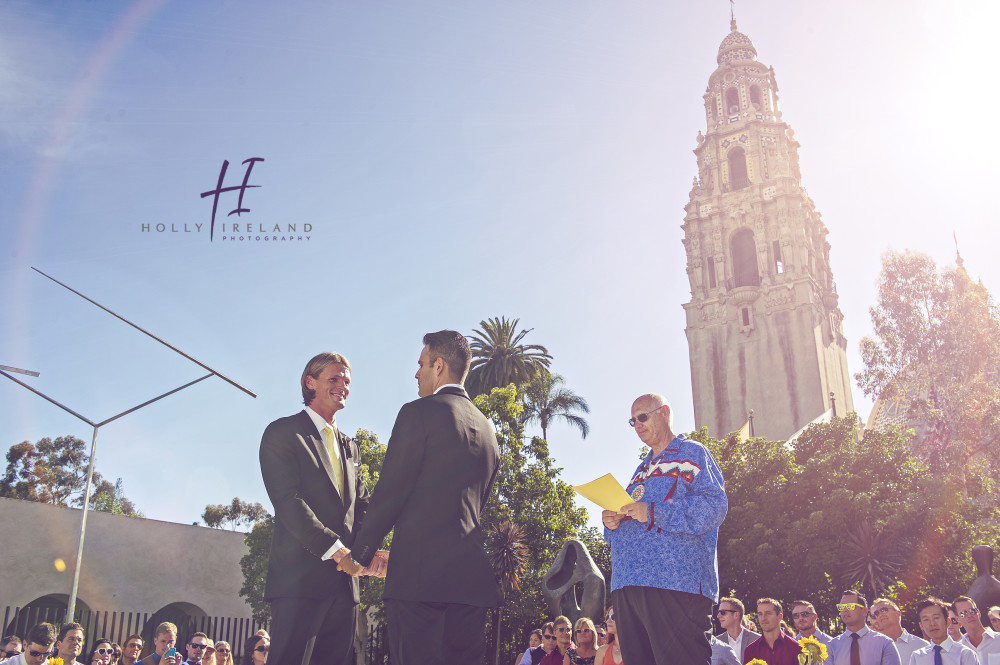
top-left (259, 410), bottom-right (370, 602)
top-left (352, 386), bottom-right (502, 608)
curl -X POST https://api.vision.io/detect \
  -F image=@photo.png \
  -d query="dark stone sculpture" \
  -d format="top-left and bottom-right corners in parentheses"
top-left (542, 539), bottom-right (606, 624)
top-left (967, 545), bottom-right (1000, 626)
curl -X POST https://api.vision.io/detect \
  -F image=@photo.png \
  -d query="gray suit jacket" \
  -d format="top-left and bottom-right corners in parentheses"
top-left (715, 629), bottom-right (761, 664)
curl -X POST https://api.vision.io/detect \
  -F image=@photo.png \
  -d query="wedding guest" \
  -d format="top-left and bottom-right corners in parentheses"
top-left (518, 623), bottom-right (556, 665)
top-left (87, 638), bottom-right (114, 665)
top-left (120, 636), bottom-right (143, 665)
top-left (594, 607), bottom-right (624, 665)
top-left (0, 623), bottom-right (55, 665)
top-left (2, 637), bottom-right (21, 660)
top-left (242, 636), bottom-right (267, 665)
top-left (565, 617), bottom-right (598, 665)
top-left (540, 617), bottom-right (574, 665)
top-left (212, 642), bottom-right (233, 665)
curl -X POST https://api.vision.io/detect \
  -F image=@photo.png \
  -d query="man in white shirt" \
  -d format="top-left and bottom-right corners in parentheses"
top-left (871, 598), bottom-right (929, 665)
top-left (714, 597), bottom-right (759, 664)
top-left (54, 623), bottom-right (85, 665)
top-left (792, 600), bottom-right (834, 645)
top-left (0, 624), bottom-right (56, 665)
top-left (910, 597), bottom-right (978, 665)
top-left (954, 596), bottom-right (1000, 665)
top-left (828, 590), bottom-right (901, 665)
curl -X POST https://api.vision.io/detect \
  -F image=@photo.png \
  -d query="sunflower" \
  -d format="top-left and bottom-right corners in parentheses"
top-left (798, 635), bottom-right (829, 662)
top-left (747, 660), bottom-right (769, 665)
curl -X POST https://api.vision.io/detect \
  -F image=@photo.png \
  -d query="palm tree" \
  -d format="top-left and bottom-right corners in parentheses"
top-left (486, 520), bottom-right (527, 665)
top-left (467, 316), bottom-right (552, 397)
top-left (521, 373), bottom-right (591, 440)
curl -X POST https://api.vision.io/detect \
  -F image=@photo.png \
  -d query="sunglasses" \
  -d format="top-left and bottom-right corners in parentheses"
top-left (28, 651), bottom-right (53, 659)
top-left (837, 603), bottom-right (865, 611)
top-left (957, 609), bottom-right (979, 618)
top-left (190, 644), bottom-right (209, 650)
top-left (791, 611), bottom-right (814, 619)
top-left (605, 614), bottom-right (614, 621)
top-left (557, 627), bottom-right (572, 634)
top-left (717, 609), bottom-right (738, 615)
top-left (254, 646), bottom-right (269, 653)
top-left (217, 648), bottom-right (231, 653)
top-left (542, 635), bottom-right (555, 641)
top-left (871, 607), bottom-right (894, 618)
top-left (576, 628), bottom-right (592, 633)
top-left (950, 617), bottom-right (960, 625)
top-left (97, 648), bottom-right (114, 655)
top-left (628, 407), bottom-right (661, 428)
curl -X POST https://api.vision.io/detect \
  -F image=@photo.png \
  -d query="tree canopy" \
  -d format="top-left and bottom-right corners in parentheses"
top-left (857, 250), bottom-right (1000, 483)
top-left (0, 435), bottom-right (142, 517)
top-left (520, 372), bottom-right (590, 441)
top-left (466, 316), bottom-right (553, 397)
top-left (703, 414), bottom-right (1000, 631)
top-left (202, 497), bottom-right (270, 530)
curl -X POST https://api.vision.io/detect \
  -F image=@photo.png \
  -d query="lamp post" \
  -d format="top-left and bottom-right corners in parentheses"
top-left (1, 268), bottom-right (256, 621)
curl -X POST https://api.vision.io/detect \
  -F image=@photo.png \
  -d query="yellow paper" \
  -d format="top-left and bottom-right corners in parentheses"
top-left (573, 473), bottom-right (634, 514)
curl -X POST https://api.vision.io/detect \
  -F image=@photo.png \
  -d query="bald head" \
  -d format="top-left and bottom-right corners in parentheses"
top-left (630, 393), bottom-right (675, 451)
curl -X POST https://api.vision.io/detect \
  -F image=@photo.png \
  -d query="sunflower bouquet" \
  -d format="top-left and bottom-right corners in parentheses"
top-left (45, 658), bottom-right (64, 665)
top-left (797, 635), bottom-right (829, 664)
top-left (747, 660), bottom-right (768, 665)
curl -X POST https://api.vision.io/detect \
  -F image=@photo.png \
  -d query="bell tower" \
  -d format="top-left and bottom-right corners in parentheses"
top-left (681, 20), bottom-right (854, 441)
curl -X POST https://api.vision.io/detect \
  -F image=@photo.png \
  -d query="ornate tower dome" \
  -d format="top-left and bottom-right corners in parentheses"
top-left (717, 20), bottom-right (758, 64)
top-left (681, 19), bottom-right (854, 441)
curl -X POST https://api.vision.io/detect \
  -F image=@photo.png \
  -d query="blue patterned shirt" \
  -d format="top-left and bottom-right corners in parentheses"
top-left (604, 434), bottom-right (727, 601)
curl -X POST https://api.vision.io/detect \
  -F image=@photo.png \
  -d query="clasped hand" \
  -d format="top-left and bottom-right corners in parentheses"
top-left (334, 548), bottom-right (389, 577)
top-left (602, 501), bottom-right (649, 529)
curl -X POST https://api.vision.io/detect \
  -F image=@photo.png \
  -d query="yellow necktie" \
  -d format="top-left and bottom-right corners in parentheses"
top-left (322, 424), bottom-right (344, 495)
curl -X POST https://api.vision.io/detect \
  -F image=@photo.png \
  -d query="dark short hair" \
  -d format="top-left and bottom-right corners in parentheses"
top-left (952, 595), bottom-right (978, 611)
top-left (917, 597), bottom-right (950, 622)
top-left (791, 600), bottom-right (815, 613)
top-left (541, 622), bottom-right (555, 635)
top-left (300, 352), bottom-right (351, 405)
top-left (423, 330), bottom-right (472, 381)
top-left (553, 615), bottom-right (571, 628)
top-left (57, 622), bottom-right (84, 643)
top-left (757, 598), bottom-right (783, 615)
top-left (2, 635), bottom-right (21, 647)
top-left (188, 632), bottom-right (208, 644)
top-left (841, 590), bottom-right (868, 607)
top-left (124, 634), bottom-right (143, 646)
top-left (529, 628), bottom-right (542, 641)
top-left (25, 624), bottom-right (55, 648)
top-left (719, 597), bottom-right (745, 617)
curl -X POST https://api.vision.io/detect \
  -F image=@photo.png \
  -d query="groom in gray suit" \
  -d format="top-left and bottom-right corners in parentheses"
top-left (260, 352), bottom-right (381, 665)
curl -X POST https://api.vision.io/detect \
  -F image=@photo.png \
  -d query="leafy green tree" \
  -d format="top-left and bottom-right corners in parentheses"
top-left (90, 477), bottom-right (144, 517)
top-left (857, 250), bottom-right (1000, 482)
top-left (1, 436), bottom-right (141, 516)
top-left (520, 372), bottom-right (590, 441)
top-left (467, 317), bottom-right (552, 397)
top-left (475, 385), bottom-right (603, 661)
top-left (202, 497), bottom-right (270, 530)
top-left (239, 515), bottom-right (273, 623)
top-left (702, 414), bottom-right (1000, 631)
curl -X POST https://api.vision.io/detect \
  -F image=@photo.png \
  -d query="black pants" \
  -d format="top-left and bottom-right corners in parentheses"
top-left (384, 598), bottom-right (489, 665)
top-left (612, 585), bottom-right (713, 665)
top-left (268, 594), bottom-right (357, 665)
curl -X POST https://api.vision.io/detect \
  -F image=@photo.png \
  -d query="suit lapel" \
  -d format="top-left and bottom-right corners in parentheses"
top-left (301, 411), bottom-right (345, 504)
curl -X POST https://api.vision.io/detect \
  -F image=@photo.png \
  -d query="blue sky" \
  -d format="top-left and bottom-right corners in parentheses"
top-left (2, 0), bottom-right (997, 536)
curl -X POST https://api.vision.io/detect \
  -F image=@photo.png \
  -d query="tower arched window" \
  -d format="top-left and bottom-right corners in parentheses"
top-left (731, 228), bottom-right (760, 288)
top-left (726, 87), bottom-right (740, 114)
top-left (749, 85), bottom-right (762, 110)
top-left (727, 147), bottom-right (750, 190)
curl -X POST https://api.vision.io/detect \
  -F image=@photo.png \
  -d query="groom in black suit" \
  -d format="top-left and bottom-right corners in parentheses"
top-left (259, 352), bottom-right (384, 665)
top-left (347, 330), bottom-right (503, 664)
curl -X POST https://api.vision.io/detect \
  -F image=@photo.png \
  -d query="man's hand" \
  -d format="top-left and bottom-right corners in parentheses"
top-left (331, 547), bottom-right (350, 564)
top-left (336, 552), bottom-right (366, 576)
top-left (620, 501), bottom-right (649, 523)
top-left (363, 550), bottom-right (389, 578)
top-left (602, 509), bottom-right (623, 530)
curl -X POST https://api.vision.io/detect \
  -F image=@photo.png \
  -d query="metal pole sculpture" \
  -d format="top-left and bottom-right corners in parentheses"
top-left (1, 267), bottom-right (257, 621)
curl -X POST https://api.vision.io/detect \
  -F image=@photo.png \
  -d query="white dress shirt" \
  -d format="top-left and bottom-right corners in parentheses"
top-left (908, 637), bottom-right (979, 665)
top-left (892, 629), bottom-right (931, 665)
top-left (960, 628), bottom-right (1000, 665)
top-left (726, 628), bottom-right (744, 655)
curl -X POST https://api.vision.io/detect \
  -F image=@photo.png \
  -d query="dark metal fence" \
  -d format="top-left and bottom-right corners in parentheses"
top-left (364, 622), bottom-right (390, 665)
top-left (1, 605), bottom-right (267, 662)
